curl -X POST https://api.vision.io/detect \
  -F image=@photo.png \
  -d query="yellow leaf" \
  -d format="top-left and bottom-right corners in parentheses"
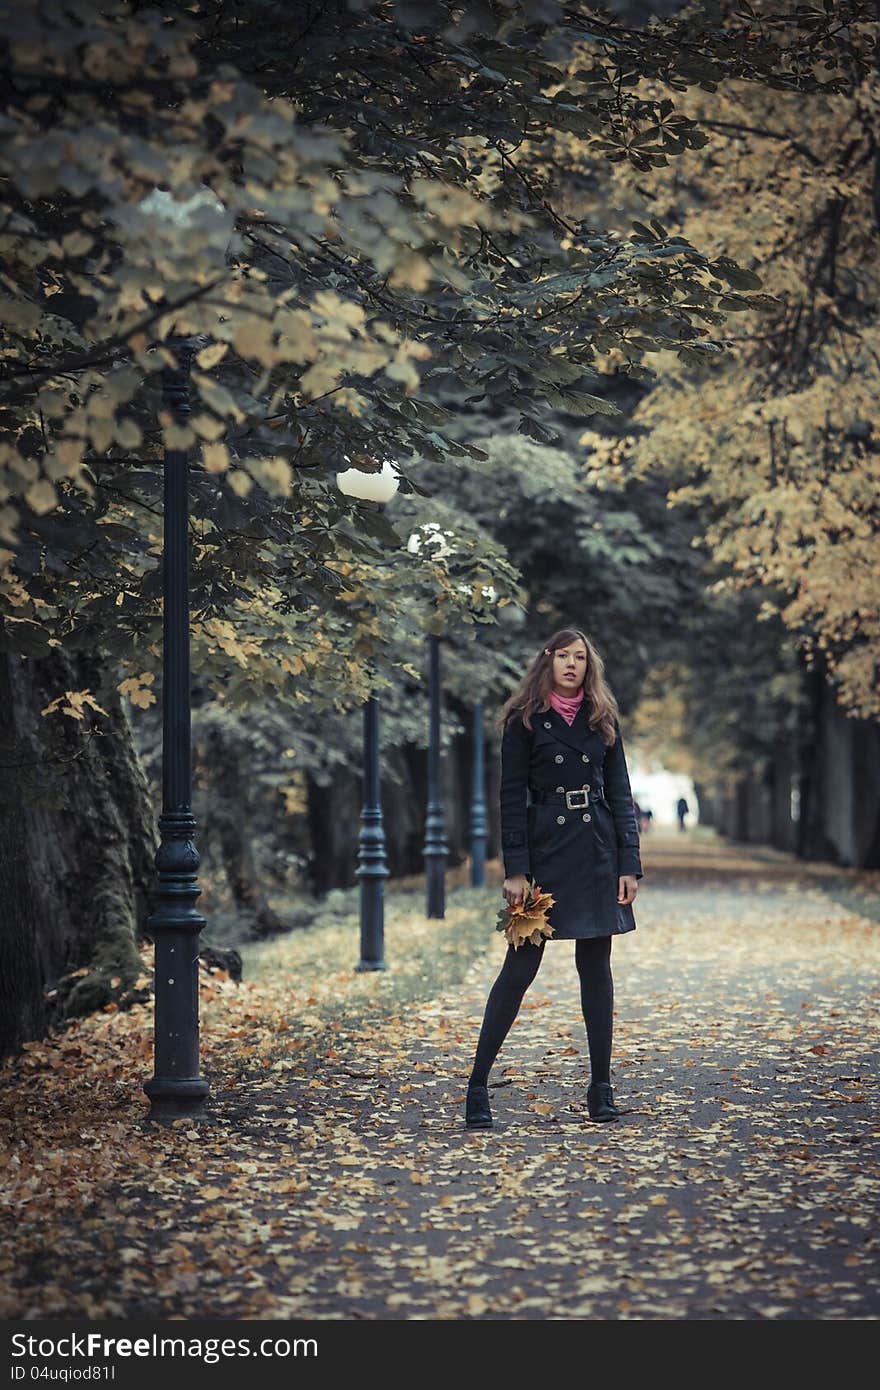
top-left (88, 418), bottom-right (115, 454)
top-left (25, 479), bottom-right (57, 515)
top-left (162, 424), bottom-right (195, 451)
top-left (388, 251), bottom-right (433, 292)
top-left (118, 673), bottom-right (156, 710)
top-left (40, 690), bottom-right (108, 721)
top-left (55, 439), bottom-right (84, 474)
top-left (62, 230), bottom-right (93, 256)
top-left (202, 442), bottom-right (230, 474)
top-left (115, 419), bottom-right (142, 449)
top-left (311, 291), bottom-right (365, 333)
top-left (248, 454), bottom-right (291, 497)
top-left (233, 320), bottom-right (275, 365)
top-left (300, 359), bottom-right (341, 398)
top-left (227, 470), bottom-right (253, 498)
top-left (196, 342), bottom-right (229, 369)
top-left (191, 413), bottom-right (226, 442)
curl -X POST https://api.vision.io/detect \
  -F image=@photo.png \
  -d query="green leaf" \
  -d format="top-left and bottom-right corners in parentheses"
top-left (712, 260), bottom-right (763, 291)
top-left (551, 391), bottom-right (622, 417)
top-left (631, 221), bottom-right (658, 242)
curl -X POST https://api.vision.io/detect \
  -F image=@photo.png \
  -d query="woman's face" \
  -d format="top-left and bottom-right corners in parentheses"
top-left (551, 640), bottom-right (588, 690)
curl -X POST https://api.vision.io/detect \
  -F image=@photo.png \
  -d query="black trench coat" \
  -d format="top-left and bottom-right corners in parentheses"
top-left (499, 703), bottom-right (643, 939)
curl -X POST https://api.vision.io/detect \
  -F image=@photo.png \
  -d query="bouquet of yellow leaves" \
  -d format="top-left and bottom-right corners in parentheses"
top-left (495, 877), bottom-right (556, 950)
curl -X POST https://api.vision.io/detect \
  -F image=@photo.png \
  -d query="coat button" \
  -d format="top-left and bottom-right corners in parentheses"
top-left (582, 812), bottom-right (591, 822)
top-left (554, 754), bottom-right (564, 763)
top-left (583, 783), bottom-right (590, 792)
top-left (581, 754), bottom-right (589, 763)
top-left (555, 785), bottom-right (564, 793)
top-left (543, 721), bottom-right (552, 729)
top-left (556, 815), bottom-right (566, 825)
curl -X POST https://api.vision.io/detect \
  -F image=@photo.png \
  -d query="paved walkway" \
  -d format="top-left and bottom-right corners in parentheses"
top-left (223, 832), bottom-right (880, 1318)
top-left (4, 832), bottom-right (879, 1319)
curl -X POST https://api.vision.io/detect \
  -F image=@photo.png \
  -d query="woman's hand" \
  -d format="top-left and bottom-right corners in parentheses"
top-left (617, 874), bottom-right (639, 906)
top-left (502, 873), bottom-right (528, 908)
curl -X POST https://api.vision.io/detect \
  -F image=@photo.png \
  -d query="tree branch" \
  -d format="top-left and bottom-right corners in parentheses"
top-left (0, 279), bottom-right (226, 403)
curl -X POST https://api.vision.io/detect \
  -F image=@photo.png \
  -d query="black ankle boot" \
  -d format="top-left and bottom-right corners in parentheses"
top-left (587, 1080), bottom-right (619, 1122)
top-left (465, 1082), bottom-right (493, 1129)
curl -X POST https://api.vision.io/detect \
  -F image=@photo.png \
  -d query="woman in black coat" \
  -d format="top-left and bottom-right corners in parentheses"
top-left (465, 628), bottom-right (643, 1129)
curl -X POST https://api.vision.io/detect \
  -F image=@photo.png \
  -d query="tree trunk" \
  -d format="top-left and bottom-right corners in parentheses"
top-left (798, 661), bottom-right (838, 863)
top-left (0, 655), bottom-right (45, 1055)
top-left (743, 764), bottom-right (773, 844)
top-left (726, 779), bottom-right (749, 842)
top-left (769, 743), bottom-right (796, 853)
top-left (201, 724), bottom-right (283, 935)
top-left (852, 720), bottom-right (880, 869)
top-left (0, 647), bottom-right (156, 1054)
top-left (692, 779), bottom-right (712, 827)
top-left (810, 665), bottom-right (880, 868)
top-left (303, 721), bottom-right (474, 896)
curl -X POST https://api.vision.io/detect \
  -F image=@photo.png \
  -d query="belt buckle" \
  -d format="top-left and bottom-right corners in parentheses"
top-left (565, 788), bottom-right (588, 810)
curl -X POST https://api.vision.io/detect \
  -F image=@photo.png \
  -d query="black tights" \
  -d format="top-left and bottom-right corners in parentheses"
top-left (468, 936), bottom-right (613, 1088)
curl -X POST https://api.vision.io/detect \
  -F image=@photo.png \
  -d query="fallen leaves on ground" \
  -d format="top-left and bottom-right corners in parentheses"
top-left (1, 832), bottom-right (879, 1320)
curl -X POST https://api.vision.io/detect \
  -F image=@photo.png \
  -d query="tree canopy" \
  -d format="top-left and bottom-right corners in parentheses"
top-left (580, 6), bottom-right (880, 718)
top-left (3, 0), bottom-right (868, 719)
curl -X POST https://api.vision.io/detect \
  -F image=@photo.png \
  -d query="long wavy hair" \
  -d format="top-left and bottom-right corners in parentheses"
top-left (494, 628), bottom-right (621, 746)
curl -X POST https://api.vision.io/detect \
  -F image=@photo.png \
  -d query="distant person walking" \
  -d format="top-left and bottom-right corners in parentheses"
top-left (676, 796), bottom-right (689, 832)
top-left (465, 627), bottom-right (642, 1130)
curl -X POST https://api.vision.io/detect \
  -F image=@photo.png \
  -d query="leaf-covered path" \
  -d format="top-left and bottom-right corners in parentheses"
top-left (2, 832), bottom-right (879, 1320)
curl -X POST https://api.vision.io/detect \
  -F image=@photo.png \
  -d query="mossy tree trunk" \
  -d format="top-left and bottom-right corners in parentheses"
top-left (0, 647), bottom-right (155, 1056)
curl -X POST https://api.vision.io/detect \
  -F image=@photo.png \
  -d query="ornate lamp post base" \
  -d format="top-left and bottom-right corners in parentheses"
top-left (143, 1076), bottom-right (210, 1120)
top-left (356, 695), bottom-right (389, 971)
top-left (355, 867), bottom-right (388, 971)
top-left (144, 816), bottom-right (210, 1121)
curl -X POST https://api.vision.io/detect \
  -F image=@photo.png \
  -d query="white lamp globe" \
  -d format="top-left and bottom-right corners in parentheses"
top-left (336, 458), bottom-right (400, 504)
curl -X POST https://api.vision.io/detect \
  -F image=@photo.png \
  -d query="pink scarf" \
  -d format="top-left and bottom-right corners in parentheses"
top-left (549, 686), bottom-right (585, 726)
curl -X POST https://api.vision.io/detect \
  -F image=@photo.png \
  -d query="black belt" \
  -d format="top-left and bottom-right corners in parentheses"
top-left (531, 787), bottom-right (605, 810)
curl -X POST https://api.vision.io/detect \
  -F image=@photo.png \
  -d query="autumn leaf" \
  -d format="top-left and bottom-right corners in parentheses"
top-left (117, 672), bottom-right (156, 709)
top-left (40, 689), bottom-right (109, 721)
top-left (495, 878), bottom-right (556, 949)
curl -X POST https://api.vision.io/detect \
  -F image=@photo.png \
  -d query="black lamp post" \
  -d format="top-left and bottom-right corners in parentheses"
top-left (469, 691), bottom-right (488, 889)
top-left (143, 341), bottom-right (210, 1121)
top-left (424, 631), bottom-right (448, 918)
top-left (335, 462), bottom-right (400, 971)
top-left (355, 689), bottom-right (387, 971)
top-left (468, 610), bottom-right (495, 887)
